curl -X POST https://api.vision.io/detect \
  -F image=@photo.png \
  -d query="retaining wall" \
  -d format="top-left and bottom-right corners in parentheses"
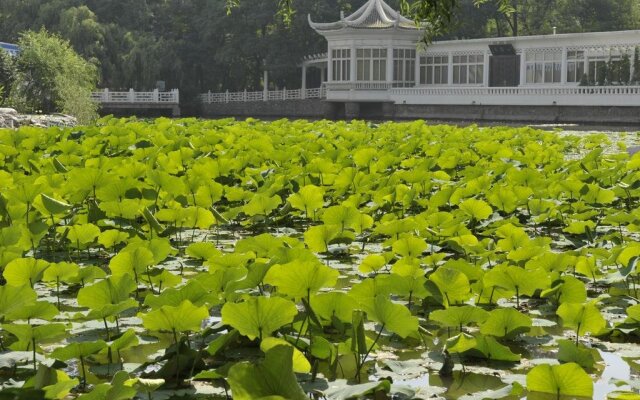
top-left (201, 100), bottom-right (640, 125)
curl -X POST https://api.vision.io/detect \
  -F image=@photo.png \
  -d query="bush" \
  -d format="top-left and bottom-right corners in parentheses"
top-left (11, 30), bottom-right (98, 123)
top-left (0, 49), bottom-right (16, 106)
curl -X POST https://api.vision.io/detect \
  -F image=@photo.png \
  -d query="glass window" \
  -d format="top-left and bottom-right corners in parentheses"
top-left (331, 48), bottom-right (351, 81)
top-left (452, 53), bottom-right (484, 85)
top-left (567, 50), bottom-right (585, 83)
top-left (525, 50), bottom-right (561, 84)
top-left (393, 48), bottom-right (416, 87)
top-left (356, 48), bottom-right (387, 81)
top-left (419, 54), bottom-right (449, 85)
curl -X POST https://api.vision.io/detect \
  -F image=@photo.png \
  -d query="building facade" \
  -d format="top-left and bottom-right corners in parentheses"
top-left (201, 0), bottom-right (640, 119)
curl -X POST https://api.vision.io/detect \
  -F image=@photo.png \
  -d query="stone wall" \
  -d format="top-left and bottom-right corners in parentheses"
top-left (201, 100), bottom-right (640, 125)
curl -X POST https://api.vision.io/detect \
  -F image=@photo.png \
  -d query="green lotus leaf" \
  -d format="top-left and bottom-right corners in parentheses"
top-left (625, 304), bottom-right (640, 323)
top-left (222, 296), bottom-right (297, 341)
top-left (349, 277), bottom-right (393, 307)
top-left (85, 299), bottom-right (139, 322)
top-left (6, 301), bottom-right (58, 321)
top-left (458, 198), bottom-right (493, 221)
top-left (287, 185), bottom-right (324, 218)
top-left (243, 193), bottom-right (282, 217)
top-left (3, 258), bottom-right (49, 287)
top-left (358, 254), bottom-right (387, 274)
top-left (304, 224), bottom-right (341, 253)
top-left (264, 260), bottom-right (339, 300)
top-left (557, 302), bottom-right (606, 337)
top-left (0, 284), bottom-right (37, 321)
top-left (526, 362), bottom-right (593, 398)
top-left (430, 305), bottom-right (490, 329)
top-left (486, 187), bottom-right (518, 213)
top-left (109, 247), bottom-right (155, 278)
top-left (310, 292), bottom-right (354, 324)
top-left (105, 329), bottom-right (139, 354)
top-left (471, 334), bottom-right (521, 362)
top-left (99, 199), bottom-right (144, 220)
top-left (322, 380), bottom-right (392, 400)
top-left (392, 235), bottom-right (427, 259)
top-left (235, 233), bottom-right (295, 258)
top-left (40, 194), bottom-right (72, 215)
top-left (3, 323), bottom-right (67, 349)
top-left (607, 392), bottom-right (640, 400)
top-left (557, 339), bottom-right (600, 369)
top-left (140, 300), bottom-right (209, 334)
top-left (145, 279), bottom-right (217, 309)
top-left (77, 371), bottom-right (137, 400)
top-left (321, 205), bottom-right (361, 232)
top-left (186, 242), bottom-right (222, 260)
top-left (483, 265), bottom-right (550, 306)
top-left (581, 184), bottom-right (616, 205)
top-left (479, 308), bottom-right (532, 338)
top-left (227, 345), bottom-right (307, 400)
top-left (50, 340), bottom-right (107, 361)
top-left (67, 223), bottom-right (101, 247)
top-left (77, 275), bottom-right (136, 311)
top-left (359, 296), bottom-right (419, 338)
top-left (125, 377), bottom-right (165, 397)
top-left (541, 276), bottom-right (587, 305)
top-left (42, 262), bottom-right (80, 284)
top-left (429, 267), bottom-right (472, 307)
top-left (70, 265), bottom-right (107, 286)
top-left (260, 337), bottom-right (311, 373)
top-left (446, 333), bottom-right (477, 354)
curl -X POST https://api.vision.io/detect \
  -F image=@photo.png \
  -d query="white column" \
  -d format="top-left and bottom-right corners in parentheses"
top-left (327, 47), bottom-right (333, 82)
top-left (630, 47), bottom-right (636, 83)
top-left (483, 50), bottom-right (490, 86)
top-left (386, 46), bottom-right (394, 85)
top-left (583, 51), bottom-right (589, 83)
top-left (301, 64), bottom-right (307, 99)
top-left (103, 88), bottom-right (109, 102)
top-left (153, 88), bottom-right (159, 102)
top-left (447, 52), bottom-right (453, 84)
top-left (561, 47), bottom-right (568, 84)
top-left (321, 65), bottom-right (327, 83)
top-left (520, 49), bottom-right (527, 86)
top-left (128, 88), bottom-right (135, 102)
top-left (415, 52), bottom-right (421, 86)
top-left (350, 44), bottom-right (357, 82)
top-left (263, 70), bottom-right (269, 101)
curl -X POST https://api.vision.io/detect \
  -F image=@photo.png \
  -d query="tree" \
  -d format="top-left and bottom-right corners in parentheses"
top-left (12, 30), bottom-right (99, 123)
top-left (0, 49), bottom-right (16, 106)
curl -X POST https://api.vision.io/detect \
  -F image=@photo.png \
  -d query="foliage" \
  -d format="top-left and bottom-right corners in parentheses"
top-left (0, 118), bottom-right (637, 399)
top-left (11, 30), bottom-right (98, 122)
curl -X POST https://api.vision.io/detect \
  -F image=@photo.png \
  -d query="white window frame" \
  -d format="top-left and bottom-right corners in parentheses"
top-left (419, 54), bottom-right (449, 85)
top-left (332, 48), bottom-right (351, 82)
top-left (452, 53), bottom-right (485, 85)
top-left (525, 50), bottom-right (562, 84)
top-left (356, 48), bottom-right (387, 81)
top-left (566, 50), bottom-right (585, 83)
top-left (393, 48), bottom-right (416, 87)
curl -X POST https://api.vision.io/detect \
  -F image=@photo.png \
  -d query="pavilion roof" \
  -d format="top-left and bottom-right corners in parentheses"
top-left (309, 0), bottom-right (419, 32)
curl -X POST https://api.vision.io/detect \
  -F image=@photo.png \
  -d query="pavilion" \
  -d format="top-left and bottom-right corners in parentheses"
top-left (201, 0), bottom-right (640, 120)
top-left (0, 42), bottom-right (19, 57)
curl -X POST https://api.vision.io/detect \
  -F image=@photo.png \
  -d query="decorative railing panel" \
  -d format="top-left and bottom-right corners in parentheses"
top-left (91, 89), bottom-right (180, 104)
top-left (200, 87), bottom-right (327, 104)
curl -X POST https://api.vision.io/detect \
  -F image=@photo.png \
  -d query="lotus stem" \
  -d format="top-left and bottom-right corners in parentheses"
top-left (355, 323), bottom-right (385, 383)
top-left (32, 338), bottom-right (36, 371)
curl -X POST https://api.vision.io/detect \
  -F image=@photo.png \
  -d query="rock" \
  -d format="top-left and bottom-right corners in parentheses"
top-left (0, 107), bottom-right (17, 115)
top-left (0, 110), bottom-right (77, 129)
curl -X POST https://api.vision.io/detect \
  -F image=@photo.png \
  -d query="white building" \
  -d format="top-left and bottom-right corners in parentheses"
top-left (202, 0), bottom-right (640, 110)
top-left (0, 42), bottom-right (19, 57)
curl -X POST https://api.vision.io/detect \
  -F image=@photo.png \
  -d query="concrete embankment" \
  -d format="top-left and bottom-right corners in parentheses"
top-left (201, 100), bottom-right (640, 125)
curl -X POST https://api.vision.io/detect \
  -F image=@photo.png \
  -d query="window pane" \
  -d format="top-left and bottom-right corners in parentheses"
top-left (469, 65), bottom-right (476, 84)
top-left (526, 64), bottom-right (534, 83)
top-left (460, 65), bottom-right (467, 84)
top-left (427, 67), bottom-right (433, 84)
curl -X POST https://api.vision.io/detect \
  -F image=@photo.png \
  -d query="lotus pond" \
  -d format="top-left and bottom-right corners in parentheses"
top-left (0, 117), bottom-right (639, 400)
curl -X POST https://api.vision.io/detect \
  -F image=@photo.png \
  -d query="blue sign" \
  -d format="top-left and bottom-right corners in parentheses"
top-left (0, 42), bottom-right (19, 56)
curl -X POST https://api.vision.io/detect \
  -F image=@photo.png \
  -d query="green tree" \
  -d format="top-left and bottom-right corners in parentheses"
top-left (0, 49), bottom-right (16, 106)
top-left (12, 29), bottom-right (98, 123)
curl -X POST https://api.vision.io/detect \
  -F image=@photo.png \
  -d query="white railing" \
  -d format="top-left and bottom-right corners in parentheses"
top-left (389, 85), bottom-right (640, 107)
top-left (200, 86), bottom-right (327, 104)
top-left (325, 81), bottom-right (394, 91)
top-left (91, 89), bottom-right (180, 104)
